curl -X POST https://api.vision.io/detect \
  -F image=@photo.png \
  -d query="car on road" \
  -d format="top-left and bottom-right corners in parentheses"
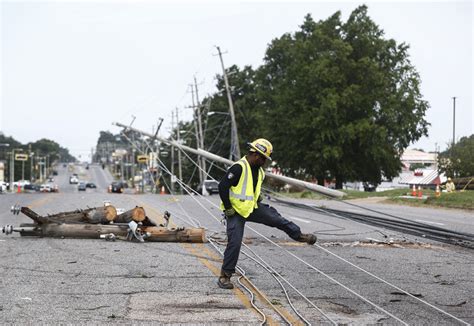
top-left (109, 181), bottom-right (127, 193)
top-left (12, 180), bottom-right (31, 189)
top-left (78, 182), bottom-right (87, 191)
top-left (0, 181), bottom-right (8, 192)
top-left (40, 184), bottom-right (52, 193)
top-left (196, 180), bottom-right (219, 195)
top-left (69, 175), bottom-right (79, 184)
top-left (86, 182), bottom-right (97, 188)
top-left (24, 184), bottom-right (40, 192)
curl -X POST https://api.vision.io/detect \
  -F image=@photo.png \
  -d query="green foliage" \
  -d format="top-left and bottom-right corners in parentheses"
top-left (409, 163), bottom-right (430, 171)
top-left (167, 6), bottom-right (430, 190)
top-left (257, 6), bottom-right (429, 188)
top-left (438, 134), bottom-right (474, 178)
top-left (0, 133), bottom-right (75, 181)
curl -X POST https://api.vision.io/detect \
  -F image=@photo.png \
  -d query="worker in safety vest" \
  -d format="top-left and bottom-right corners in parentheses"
top-left (445, 177), bottom-right (456, 193)
top-left (217, 138), bottom-right (317, 289)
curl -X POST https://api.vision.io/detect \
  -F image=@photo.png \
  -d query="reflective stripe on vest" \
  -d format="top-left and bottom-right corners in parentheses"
top-left (229, 159), bottom-right (254, 201)
top-left (222, 157), bottom-right (264, 218)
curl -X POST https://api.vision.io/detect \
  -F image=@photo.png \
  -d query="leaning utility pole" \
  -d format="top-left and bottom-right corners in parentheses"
top-left (113, 122), bottom-right (345, 198)
top-left (215, 46), bottom-right (241, 161)
top-left (194, 76), bottom-right (207, 180)
top-left (176, 108), bottom-right (183, 194)
top-left (171, 110), bottom-right (175, 191)
top-left (190, 85), bottom-right (204, 184)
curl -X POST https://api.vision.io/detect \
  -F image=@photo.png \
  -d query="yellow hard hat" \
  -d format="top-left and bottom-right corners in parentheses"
top-left (248, 138), bottom-right (273, 161)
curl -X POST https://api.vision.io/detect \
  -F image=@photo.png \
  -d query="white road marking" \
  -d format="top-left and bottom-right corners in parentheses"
top-left (415, 219), bottom-right (445, 226)
top-left (288, 216), bottom-right (311, 224)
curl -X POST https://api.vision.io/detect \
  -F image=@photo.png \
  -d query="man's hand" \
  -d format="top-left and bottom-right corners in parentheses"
top-left (224, 207), bottom-right (236, 217)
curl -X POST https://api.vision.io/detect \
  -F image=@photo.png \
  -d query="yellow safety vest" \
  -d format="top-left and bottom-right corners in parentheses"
top-left (221, 157), bottom-right (265, 218)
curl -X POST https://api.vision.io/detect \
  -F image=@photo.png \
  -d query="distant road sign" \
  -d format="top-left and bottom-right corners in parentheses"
top-left (15, 154), bottom-right (28, 161)
top-left (137, 155), bottom-right (148, 163)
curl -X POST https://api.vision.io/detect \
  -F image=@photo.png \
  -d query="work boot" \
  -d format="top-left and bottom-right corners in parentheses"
top-left (297, 233), bottom-right (317, 245)
top-left (217, 271), bottom-right (234, 289)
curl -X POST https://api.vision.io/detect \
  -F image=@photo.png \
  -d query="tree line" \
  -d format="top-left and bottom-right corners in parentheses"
top-left (171, 5), bottom-right (430, 189)
top-left (0, 133), bottom-right (75, 181)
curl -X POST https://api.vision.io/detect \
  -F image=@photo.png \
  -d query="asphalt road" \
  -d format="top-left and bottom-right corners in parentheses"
top-left (0, 164), bottom-right (472, 325)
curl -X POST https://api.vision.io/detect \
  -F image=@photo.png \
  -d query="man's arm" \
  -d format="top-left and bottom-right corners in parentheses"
top-left (218, 164), bottom-right (242, 209)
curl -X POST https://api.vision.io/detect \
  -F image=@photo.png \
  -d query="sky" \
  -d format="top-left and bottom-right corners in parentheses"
top-left (1, 0), bottom-right (472, 160)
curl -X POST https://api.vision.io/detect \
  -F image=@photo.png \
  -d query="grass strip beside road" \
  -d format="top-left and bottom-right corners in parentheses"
top-left (281, 189), bottom-right (473, 210)
top-left (388, 191), bottom-right (474, 210)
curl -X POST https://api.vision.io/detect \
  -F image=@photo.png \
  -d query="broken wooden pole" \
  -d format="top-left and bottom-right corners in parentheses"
top-left (89, 206), bottom-right (117, 223)
top-left (20, 207), bottom-right (51, 224)
top-left (21, 206), bottom-right (117, 224)
top-left (142, 227), bottom-right (207, 243)
top-left (12, 223), bottom-right (206, 243)
top-left (114, 206), bottom-right (147, 224)
top-left (17, 223), bottom-right (129, 238)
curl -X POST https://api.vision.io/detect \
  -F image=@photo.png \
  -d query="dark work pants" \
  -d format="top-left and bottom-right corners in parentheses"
top-left (221, 203), bottom-right (302, 274)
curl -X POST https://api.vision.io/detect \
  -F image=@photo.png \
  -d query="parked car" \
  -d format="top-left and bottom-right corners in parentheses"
top-left (0, 181), bottom-right (9, 193)
top-left (24, 184), bottom-right (40, 192)
top-left (196, 180), bottom-right (219, 195)
top-left (78, 182), bottom-right (87, 191)
top-left (109, 181), bottom-right (127, 193)
top-left (363, 182), bottom-right (377, 192)
top-left (86, 182), bottom-right (97, 188)
top-left (69, 176), bottom-right (79, 184)
top-left (40, 184), bottom-right (52, 193)
top-left (12, 180), bottom-right (30, 189)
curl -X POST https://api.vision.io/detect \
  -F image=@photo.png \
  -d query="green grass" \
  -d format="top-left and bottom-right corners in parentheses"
top-left (279, 190), bottom-right (326, 200)
top-left (388, 190), bottom-right (474, 210)
top-left (275, 188), bottom-right (474, 210)
top-left (341, 188), bottom-right (410, 199)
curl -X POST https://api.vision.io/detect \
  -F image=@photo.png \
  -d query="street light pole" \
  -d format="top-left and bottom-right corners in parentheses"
top-left (10, 150), bottom-right (14, 193)
top-left (9, 148), bottom-right (22, 193)
top-left (452, 96), bottom-right (456, 147)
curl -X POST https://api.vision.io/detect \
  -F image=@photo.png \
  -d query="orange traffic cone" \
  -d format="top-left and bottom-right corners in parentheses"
top-left (17, 185), bottom-right (21, 193)
top-left (160, 186), bottom-right (165, 195)
top-left (411, 185), bottom-right (416, 197)
top-left (417, 186), bottom-right (422, 198)
top-left (435, 185), bottom-right (440, 198)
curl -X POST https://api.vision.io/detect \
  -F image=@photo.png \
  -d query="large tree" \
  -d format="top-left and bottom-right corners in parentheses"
top-left (438, 135), bottom-right (474, 178)
top-left (257, 6), bottom-right (429, 187)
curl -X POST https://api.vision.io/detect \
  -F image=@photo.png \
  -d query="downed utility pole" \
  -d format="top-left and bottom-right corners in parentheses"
top-left (20, 206), bottom-right (117, 224)
top-left (113, 122), bottom-right (345, 198)
top-left (2, 206), bottom-right (206, 243)
top-left (3, 223), bottom-right (205, 243)
top-left (114, 206), bottom-right (156, 226)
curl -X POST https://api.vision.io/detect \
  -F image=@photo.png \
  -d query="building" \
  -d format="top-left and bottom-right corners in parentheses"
top-left (344, 149), bottom-right (445, 191)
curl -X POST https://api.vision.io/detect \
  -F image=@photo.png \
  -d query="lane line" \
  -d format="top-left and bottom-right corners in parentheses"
top-left (288, 216), bottom-right (310, 224)
top-left (184, 243), bottom-right (284, 325)
top-left (415, 219), bottom-right (445, 226)
top-left (27, 194), bottom-right (58, 209)
top-left (131, 196), bottom-right (301, 325)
